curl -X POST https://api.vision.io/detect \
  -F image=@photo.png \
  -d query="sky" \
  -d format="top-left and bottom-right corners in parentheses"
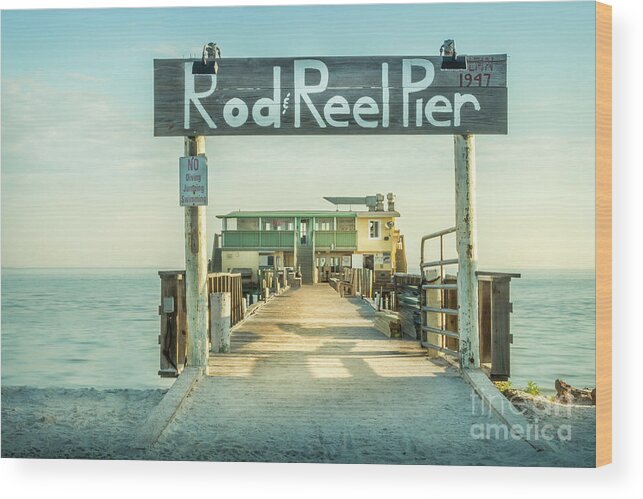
top-left (1, 1), bottom-right (596, 271)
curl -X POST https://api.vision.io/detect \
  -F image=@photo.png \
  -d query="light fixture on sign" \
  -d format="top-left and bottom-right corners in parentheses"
top-left (440, 39), bottom-right (467, 70)
top-left (193, 42), bottom-right (221, 75)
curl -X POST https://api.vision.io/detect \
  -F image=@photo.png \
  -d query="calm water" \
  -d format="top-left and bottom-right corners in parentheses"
top-left (509, 269), bottom-right (596, 391)
top-left (1, 268), bottom-right (595, 391)
top-left (1, 268), bottom-right (174, 390)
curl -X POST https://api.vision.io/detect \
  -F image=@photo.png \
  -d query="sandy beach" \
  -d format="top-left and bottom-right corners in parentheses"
top-left (1, 386), bottom-right (166, 460)
top-left (1, 382), bottom-right (595, 465)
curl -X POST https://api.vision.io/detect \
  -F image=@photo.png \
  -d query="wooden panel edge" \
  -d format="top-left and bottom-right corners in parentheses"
top-left (596, 0), bottom-right (612, 468)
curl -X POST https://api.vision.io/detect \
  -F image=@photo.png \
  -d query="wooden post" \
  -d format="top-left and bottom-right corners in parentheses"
top-left (478, 279), bottom-right (492, 364)
top-left (293, 220), bottom-right (298, 271)
top-left (490, 277), bottom-right (511, 380)
top-left (210, 292), bottom-right (231, 353)
top-left (454, 134), bottom-right (480, 369)
top-left (184, 136), bottom-right (209, 370)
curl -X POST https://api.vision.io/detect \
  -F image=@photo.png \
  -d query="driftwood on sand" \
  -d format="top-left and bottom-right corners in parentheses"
top-left (555, 379), bottom-right (596, 405)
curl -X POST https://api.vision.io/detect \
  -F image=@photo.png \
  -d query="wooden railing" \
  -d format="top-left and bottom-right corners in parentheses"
top-left (207, 273), bottom-right (245, 325)
top-left (222, 230), bottom-right (295, 248)
top-left (222, 229), bottom-right (357, 249)
top-left (314, 230), bottom-right (358, 248)
top-left (158, 271), bottom-right (244, 378)
top-left (393, 271), bottom-right (520, 381)
top-left (328, 267), bottom-right (374, 298)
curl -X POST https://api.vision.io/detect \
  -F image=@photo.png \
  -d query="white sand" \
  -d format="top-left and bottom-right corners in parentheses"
top-left (1, 386), bottom-right (165, 459)
top-left (1, 383), bottom-right (594, 465)
top-left (504, 394), bottom-right (597, 465)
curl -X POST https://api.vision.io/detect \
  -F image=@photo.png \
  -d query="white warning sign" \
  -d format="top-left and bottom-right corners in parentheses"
top-left (179, 156), bottom-right (208, 206)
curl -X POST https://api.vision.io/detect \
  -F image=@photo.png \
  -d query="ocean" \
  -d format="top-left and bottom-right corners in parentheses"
top-left (0, 268), bottom-right (595, 392)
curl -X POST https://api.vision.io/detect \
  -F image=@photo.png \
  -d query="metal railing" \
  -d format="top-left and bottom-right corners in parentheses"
top-left (419, 226), bottom-right (459, 357)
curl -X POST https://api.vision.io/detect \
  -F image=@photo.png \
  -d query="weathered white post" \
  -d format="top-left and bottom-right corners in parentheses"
top-left (210, 292), bottom-right (231, 353)
top-left (185, 136), bottom-right (209, 369)
top-left (454, 134), bottom-right (480, 369)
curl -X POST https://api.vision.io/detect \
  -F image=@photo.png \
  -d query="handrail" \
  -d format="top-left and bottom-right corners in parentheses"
top-left (420, 226), bottom-right (456, 244)
top-left (419, 226), bottom-right (459, 358)
top-left (419, 226), bottom-right (455, 270)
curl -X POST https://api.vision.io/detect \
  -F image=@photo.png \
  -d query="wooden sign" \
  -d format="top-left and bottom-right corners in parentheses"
top-left (154, 55), bottom-right (507, 136)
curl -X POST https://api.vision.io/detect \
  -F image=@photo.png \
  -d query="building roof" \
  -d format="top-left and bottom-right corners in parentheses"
top-left (217, 210), bottom-right (399, 219)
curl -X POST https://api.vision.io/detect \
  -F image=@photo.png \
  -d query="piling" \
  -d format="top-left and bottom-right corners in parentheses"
top-left (184, 136), bottom-right (209, 369)
top-left (210, 292), bottom-right (231, 353)
top-left (454, 134), bottom-right (480, 369)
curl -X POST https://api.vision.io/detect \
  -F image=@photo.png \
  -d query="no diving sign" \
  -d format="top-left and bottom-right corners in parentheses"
top-left (179, 156), bottom-right (208, 206)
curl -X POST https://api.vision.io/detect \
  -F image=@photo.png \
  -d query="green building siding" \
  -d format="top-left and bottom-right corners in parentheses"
top-left (219, 211), bottom-right (358, 250)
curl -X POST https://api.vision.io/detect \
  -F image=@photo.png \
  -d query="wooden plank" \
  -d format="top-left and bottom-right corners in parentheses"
top-left (154, 55), bottom-right (507, 136)
top-left (490, 278), bottom-right (511, 380)
top-left (176, 273), bottom-right (187, 370)
top-left (176, 55), bottom-right (508, 88)
top-left (134, 367), bottom-right (204, 449)
top-left (478, 279), bottom-right (492, 364)
top-left (595, 1), bottom-right (612, 468)
top-left (444, 278), bottom-right (459, 352)
top-left (158, 275), bottom-right (174, 373)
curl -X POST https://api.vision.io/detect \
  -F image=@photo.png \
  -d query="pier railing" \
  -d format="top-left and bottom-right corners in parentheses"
top-left (222, 230), bottom-right (295, 249)
top-left (314, 230), bottom-right (357, 249)
top-left (221, 229), bottom-right (358, 250)
top-left (419, 227), bottom-right (459, 357)
top-left (158, 271), bottom-right (245, 377)
top-left (328, 267), bottom-right (374, 298)
top-left (384, 227), bottom-right (521, 381)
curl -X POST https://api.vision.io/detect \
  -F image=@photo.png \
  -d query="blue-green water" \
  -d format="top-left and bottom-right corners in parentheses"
top-left (0, 268), bottom-right (595, 391)
top-left (509, 269), bottom-right (596, 391)
top-left (1, 268), bottom-right (174, 390)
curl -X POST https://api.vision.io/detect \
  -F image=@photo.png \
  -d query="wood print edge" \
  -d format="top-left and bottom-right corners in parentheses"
top-left (595, 0), bottom-right (612, 468)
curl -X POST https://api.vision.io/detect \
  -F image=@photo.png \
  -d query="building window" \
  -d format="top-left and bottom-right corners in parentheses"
top-left (337, 218), bottom-right (355, 232)
top-left (259, 255), bottom-right (275, 266)
top-left (315, 218), bottom-right (333, 231)
top-left (263, 218), bottom-right (294, 231)
top-left (369, 220), bottom-right (381, 239)
top-left (237, 218), bottom-right (258, 231)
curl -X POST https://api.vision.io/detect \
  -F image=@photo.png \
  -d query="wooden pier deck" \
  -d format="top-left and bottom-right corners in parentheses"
top-left (208, 285), bottom-right (440, 380)
top-left (151, 285), bottom-right (553, 465)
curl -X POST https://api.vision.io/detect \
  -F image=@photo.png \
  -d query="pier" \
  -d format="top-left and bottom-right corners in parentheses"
top-left (146, 285), bottom-right (552, 465)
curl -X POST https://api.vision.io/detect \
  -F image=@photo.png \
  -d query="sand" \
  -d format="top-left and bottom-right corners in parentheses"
top-left (1, 386), bottom-right (166, 460)
top-left (1, 383), bottom-right (595, 465)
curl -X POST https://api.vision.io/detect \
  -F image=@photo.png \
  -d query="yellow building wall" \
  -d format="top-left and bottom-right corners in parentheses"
top-left (355, 217), bottom-right (396, 254)
top-left (222, 250), bottom-right (295, 280)
top-left (221, 250), bottom-right (260, 275)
